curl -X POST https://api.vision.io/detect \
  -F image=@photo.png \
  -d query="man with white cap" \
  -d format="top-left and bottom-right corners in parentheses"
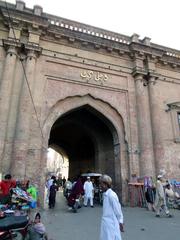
top-left (83, 176), bottom-right (94, 207)
top-left (99, 174), bottom-right (124, 240)
top-left (154, 175), bottom-right (172, 217)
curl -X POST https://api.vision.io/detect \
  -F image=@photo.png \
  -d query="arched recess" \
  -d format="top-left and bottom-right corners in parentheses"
top-left (42, 94), bottom-right (129, 202)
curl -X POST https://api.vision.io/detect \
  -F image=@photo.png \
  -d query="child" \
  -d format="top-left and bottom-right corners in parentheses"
top-left (29, 212), bottom-right (47, 240)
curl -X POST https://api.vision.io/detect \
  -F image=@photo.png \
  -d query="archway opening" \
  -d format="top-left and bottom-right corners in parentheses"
top-left (46, 147), bottom-right (69, 179)
top-left (48, 105), bottom-right (118, 181)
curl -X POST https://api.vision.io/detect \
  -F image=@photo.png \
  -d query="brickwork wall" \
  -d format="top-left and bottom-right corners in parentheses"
top-left (0, 1), bottom-right (180, 204)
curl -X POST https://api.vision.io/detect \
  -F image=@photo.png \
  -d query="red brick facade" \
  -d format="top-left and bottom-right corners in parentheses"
top-left (0, 1), bottom-right (180, 204)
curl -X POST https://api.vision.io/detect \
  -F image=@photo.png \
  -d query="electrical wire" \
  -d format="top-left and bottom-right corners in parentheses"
top-left (4, 0), bottom-right (45, 143)
top-left (0, 1), bottom-right (47, 176)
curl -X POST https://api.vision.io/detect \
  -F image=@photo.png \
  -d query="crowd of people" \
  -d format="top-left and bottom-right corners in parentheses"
top-left (99, 172), bottom-right (180, 240)
top-left (0, 174), bottom-right (47, 239)
top-left (45, 175), bottom-right (97, 210)
top-left (1, 171), bottom-right (180, 240)
top-left (0, 174), bottom-right (39, 206)
top-left (138, 172), bottom-right (180, 217)
top-left (0, 174), bottom-right (16, 204)
top-left (45, 173), bottom-right (124, 239)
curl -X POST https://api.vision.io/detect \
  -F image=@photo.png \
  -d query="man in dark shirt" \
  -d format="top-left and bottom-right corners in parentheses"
top-left (49, 180), bottom-right (58, 209)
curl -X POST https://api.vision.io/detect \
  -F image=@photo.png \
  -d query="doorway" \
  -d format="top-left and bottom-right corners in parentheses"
top-left (48, 105), bottom-right (116, 181)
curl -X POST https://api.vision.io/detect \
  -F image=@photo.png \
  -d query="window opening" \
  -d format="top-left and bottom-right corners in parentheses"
top-left (178, 112), bottom-right (180, 131)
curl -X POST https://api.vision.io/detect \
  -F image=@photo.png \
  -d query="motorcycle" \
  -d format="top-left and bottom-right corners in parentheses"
top-left (0, 214), bottom-right (29, 239)
top-left (67, 194), bottom-right (82, 213)
top-left (0, 212), bottom-right (48, 240)
top-left (63, 188), bottom-right (72, 199)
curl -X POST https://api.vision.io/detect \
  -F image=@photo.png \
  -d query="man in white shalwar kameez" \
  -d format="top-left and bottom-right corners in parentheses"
top-left (154, 175), bottom-right (172, 217)
top-left (83, 177), bottom-right (94, 207)
top-left (99, 175), bottom-right (124, 240)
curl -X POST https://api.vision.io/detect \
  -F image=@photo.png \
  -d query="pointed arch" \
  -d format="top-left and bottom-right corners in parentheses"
top-left (43, 94), bottom-right (125, 144)
top-left (42, 94), bottom-right (129, 202)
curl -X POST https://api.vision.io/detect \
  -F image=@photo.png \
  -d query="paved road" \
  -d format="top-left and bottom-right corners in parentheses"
top-left (38, 191), bottom-right (180, 240)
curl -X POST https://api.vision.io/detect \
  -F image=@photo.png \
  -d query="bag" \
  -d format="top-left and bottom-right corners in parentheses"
top-left (30, 200), bottom-right (37, 209)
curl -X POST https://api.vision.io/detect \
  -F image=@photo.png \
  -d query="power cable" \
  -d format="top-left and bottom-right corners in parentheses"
top-left (4, 0), bottom-right (46, 143)
top-left (0, 1), bottom-right (47, 176)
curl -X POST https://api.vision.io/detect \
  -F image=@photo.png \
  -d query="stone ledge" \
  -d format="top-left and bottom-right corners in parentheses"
top-left (1, 0), bottom-right (180, 65)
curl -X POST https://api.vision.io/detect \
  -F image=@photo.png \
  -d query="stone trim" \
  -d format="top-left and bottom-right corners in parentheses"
top-left (166, 102), bottom-right (180, 143)
top-left (2, 39), bottom-right (42, 59)
top-left (1, 0), bottom-right (180, 66)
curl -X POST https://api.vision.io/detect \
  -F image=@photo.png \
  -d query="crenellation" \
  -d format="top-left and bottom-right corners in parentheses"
top-left (142, 37), bottom-right (151, 46)
top-left (1, 0), bottom-right (180, 66)
top-left (16, 0), bottom-right (25, 11)
top-left (131, 33), bottom-right (140, 43)
top-left (33, 5), bottom-right (43, 16)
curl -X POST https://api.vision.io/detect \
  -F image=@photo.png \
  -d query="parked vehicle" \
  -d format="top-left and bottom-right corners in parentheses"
top-left (0, 212), bottom-right (48, 240)
top-left (0, 214), bottom-right (29, 239)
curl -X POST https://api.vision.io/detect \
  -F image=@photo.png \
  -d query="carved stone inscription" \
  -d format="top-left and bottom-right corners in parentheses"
top-left (80, 70), bottom-right (108, 85)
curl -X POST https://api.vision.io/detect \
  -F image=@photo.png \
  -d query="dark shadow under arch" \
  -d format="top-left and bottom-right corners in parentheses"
top-left (49, 105), bottom-right (119, 181)
top-left (43, 95), bottom-right (128, 202)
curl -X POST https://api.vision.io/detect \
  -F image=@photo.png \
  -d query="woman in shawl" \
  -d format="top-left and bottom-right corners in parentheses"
top-left (28, 212), bottom-right (47, 240)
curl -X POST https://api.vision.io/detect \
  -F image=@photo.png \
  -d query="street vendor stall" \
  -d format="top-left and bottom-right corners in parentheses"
top-left (11, 187), bottom-right (35, 211)
top-left (128, 182), bottom-right (146, 207)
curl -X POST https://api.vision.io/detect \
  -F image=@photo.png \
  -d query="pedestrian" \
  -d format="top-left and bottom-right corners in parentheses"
top-left (62, 177), bottom-right (66, 188)
top-left (67, 177), bottom-right (84, 210)
top-left (49, 180), bottom-right (58, 209)
top-left (83, 176), bottom-right (94, 207)
top-left (46, 175), bottom-right (56, 203)
top-left (56, 175), bottom-right (62, 190)
top-left (99, 174), bottom-right (124, 240)
top-left (165, 183), bottom-right (180, 209)
top-left (27, 182), bottom-right (38, 201)
top-left (29, 212), bottom-right (47, 240)
top-left (165, 183), bottom-right (180, 200)
top-left (144, 176), bottom-right (156, 211)
top-left (154, 175), bottom-right (172, 217)
top-left (0, 174), bottom-right (16, 204)
top-left (27, 182), bottom-right (38, 208)
top-left (64, 178), bottom-right (72, 198)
